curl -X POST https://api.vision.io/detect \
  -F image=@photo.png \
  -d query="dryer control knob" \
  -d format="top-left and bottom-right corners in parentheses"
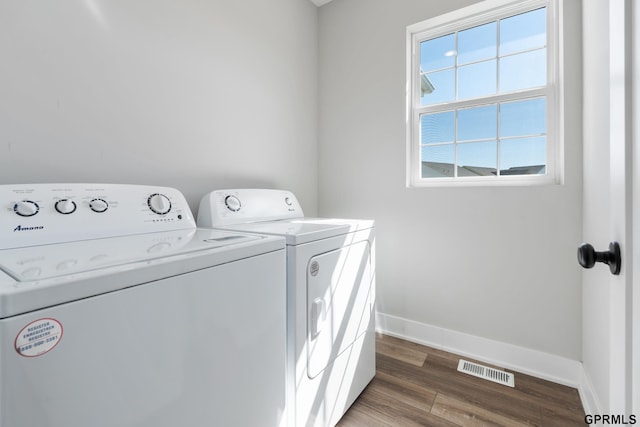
top-left (14, 200), bottom-right (39, 217)
top-left (225, 195), bottom-right (241, 212)
top-left (148, 193), bottom-right (172, 215)
top-left (89, 198), bottom-right (109, 213)
top-left (55, 199), bottom-right (77, 214)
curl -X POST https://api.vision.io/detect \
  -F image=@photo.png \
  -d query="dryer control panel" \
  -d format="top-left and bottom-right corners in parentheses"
top-left (0, 184), bottom-right (195, 250)
top-left (197, 189), bottom-right (304, 227)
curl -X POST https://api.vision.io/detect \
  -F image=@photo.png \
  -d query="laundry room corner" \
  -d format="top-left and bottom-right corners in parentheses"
top-left (317, 0), bottom-right (584, 381)
top-left (3, 0), bottom-right (616, 423)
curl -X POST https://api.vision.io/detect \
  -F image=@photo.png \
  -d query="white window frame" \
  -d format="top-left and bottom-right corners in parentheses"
top-left (406, 0), bottom-right (562, 187)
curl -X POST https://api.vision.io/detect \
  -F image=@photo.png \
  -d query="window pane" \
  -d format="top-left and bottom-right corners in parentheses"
top-left (499, 49), bottom-right (546, 93)
top-left (458, 60), bottom-right (496, 100)
top-left (421, 144), bottom-right (454, 177)
top-left (457, 141), bottom-right (497, 176)
top-left (458, 22), bottom-right (496, 65)
top-left (410, 4), bottom-right (553, 184)
top-left (500, 8), bottom-right (546, 56)
top-left (421, 69), bottom-right (455, 105)
top-left (421, 111), bottom-right (454, 144)
top-left (420, 34), bottom-right (456, 72)
top-left (500, 98), bottom-right (546, 137)
top-left (457, 105), bottom-right (497, 141)
top-left (500, 137), bottom-right (546, 175)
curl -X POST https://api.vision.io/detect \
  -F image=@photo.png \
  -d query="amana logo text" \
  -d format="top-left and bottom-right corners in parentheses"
top-left (13, 225), bottom-right (44, 232)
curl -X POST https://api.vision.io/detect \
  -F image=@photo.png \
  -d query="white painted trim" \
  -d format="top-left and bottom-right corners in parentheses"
top-left (579, 368), bottom-right (603, 416)
top-left (376, 312), bottom-right (596, 412)
top-left (406, 0), bottom-right (548, 37)
top-left (608, 0), bottom-right (633, 414)
top-left (406, 0), bottom-right (562, 188)
top-left (632, 0), bottom-right (640, 414)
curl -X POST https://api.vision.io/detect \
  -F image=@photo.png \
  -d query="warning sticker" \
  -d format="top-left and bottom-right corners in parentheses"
top-left (15, 318), bottom-right (63, 357)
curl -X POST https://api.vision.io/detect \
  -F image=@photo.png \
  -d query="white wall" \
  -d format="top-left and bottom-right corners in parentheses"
top-left (0, 0), bottom-right (318, 215)
top-left (318, 0), bottom-right (583, 360)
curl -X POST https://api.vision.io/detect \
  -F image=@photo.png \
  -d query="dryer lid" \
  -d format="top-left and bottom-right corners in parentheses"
top-left (213, 218), bottom-right (374, 245)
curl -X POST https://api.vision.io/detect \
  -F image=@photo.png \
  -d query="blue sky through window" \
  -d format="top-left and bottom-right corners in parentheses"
top-left (420, 98), bottom-right (546, 175)
top-left (418, 8), bottom-right (547, 176)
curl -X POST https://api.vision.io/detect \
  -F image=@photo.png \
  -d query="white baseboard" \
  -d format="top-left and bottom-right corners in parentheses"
top-left (578, 367), bottom-right (602, 416)
top-left (375, 312), bottom-right (599, 413)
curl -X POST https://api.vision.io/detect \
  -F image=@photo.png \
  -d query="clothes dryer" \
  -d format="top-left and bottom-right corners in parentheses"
top-left (0, 184), bottom-right (286, 427)
top-left (197, 189), bottom-right (375, 427)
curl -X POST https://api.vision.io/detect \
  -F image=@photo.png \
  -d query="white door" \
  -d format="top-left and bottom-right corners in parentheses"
top-left (582, 0), bottom-right (638, 414)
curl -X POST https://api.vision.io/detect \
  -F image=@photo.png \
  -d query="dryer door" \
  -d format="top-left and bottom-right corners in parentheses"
top-left (306, 240), bottom-right (372, 378)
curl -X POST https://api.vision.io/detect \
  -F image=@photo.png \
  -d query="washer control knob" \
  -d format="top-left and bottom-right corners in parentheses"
top-left (148, 193), bottom-right (171, 215)
top-left (225, 195), bottom-right (241, 212)
top-left (14, 200), bottom-right (39, 217)
top-left (284, 197), bottom-right (293, 206)
top-left (90, 198), bottom-right (109, 213)
top-left (55, 199), bottom-right (77, 214)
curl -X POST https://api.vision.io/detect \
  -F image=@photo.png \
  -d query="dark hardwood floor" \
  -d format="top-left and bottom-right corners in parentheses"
top-left (338, 334), bottom-right (586, 426)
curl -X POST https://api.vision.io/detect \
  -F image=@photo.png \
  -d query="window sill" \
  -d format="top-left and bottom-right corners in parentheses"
top-left (407, 174), bottom-right (560, 188)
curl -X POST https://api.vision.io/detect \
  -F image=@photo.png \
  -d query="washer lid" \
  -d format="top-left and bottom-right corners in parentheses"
top-left (216, 218), bottom-right (375, 245)
top-left (0, 229), bottom-right (264, 282)
top-left (0, 228), bottom-right (284, 318)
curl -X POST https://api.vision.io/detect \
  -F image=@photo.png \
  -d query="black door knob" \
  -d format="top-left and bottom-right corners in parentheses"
top-left (577, 242), bottom-right (621, 275)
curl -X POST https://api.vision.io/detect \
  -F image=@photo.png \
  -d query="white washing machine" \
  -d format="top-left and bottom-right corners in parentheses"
top-left (0, 183), bottom-right (287, 427)
top-left (197, 189), bottom-right (375, 427)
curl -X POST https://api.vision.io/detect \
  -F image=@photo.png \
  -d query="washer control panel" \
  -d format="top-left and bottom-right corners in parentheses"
top-left (1, 184), bottom-right (195, 250)
top-left (197, 188), bottom-right (303, 227)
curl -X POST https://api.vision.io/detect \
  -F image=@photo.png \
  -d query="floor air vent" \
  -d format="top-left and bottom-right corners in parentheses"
top-left (457, 360), bottom-right (515, 387)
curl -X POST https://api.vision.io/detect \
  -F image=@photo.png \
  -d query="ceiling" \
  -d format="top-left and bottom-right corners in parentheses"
top-left (310, 0), bottom-right (334, 6)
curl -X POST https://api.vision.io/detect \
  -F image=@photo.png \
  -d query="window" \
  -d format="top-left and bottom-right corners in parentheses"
top-left (406, 0), bottom-right (560, 186)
